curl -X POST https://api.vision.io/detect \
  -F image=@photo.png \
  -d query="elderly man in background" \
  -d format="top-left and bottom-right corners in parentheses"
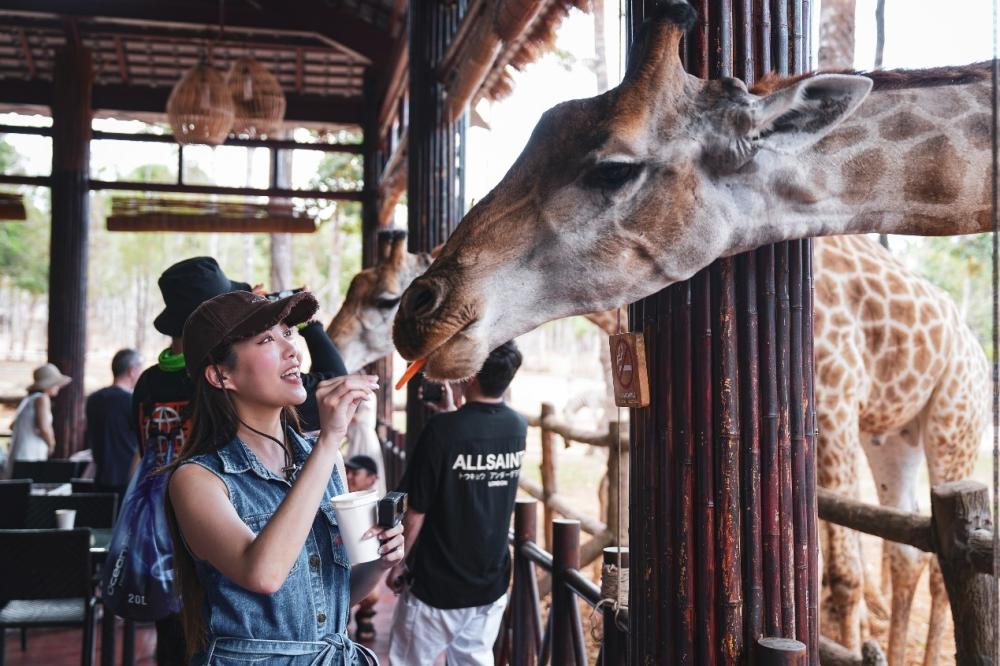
top-left (86, 348), bottom-right (143, 497)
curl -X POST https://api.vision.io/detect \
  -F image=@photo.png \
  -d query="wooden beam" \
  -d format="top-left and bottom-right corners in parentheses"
top-left (90, 179), bottom-right (363, 201)
top-left (295, 48), bottom-right (304, 93)
top-left (817, 488), bottom-right (934, 553)
top-left (0, 0), bottom-right (388, 68)
top-left (0, 125), bottom-right (364, 154)
top-left (0, 79), bottom-right (365, 124)
top-left (16, 28), bottom-right (35, 78)
top-left (113, 35), bottom-right (127, 84)
top-left (107, 215), bottom-right (316, 233)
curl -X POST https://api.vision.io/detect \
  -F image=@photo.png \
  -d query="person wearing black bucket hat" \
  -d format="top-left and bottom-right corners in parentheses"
top-left (165, 290), bottom-right (403, 665)
top-left (128, 257), bottom-right (351, 665)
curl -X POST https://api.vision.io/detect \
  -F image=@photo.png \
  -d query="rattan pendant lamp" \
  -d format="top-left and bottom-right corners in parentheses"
top-left (166, 56), bottom-right (235, 145)
top-left (227, 56), bottom-right (287, 138)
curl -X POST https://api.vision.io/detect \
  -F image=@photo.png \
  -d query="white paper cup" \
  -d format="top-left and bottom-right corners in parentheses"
top-left (330, 488), bottom-right (380, 564)
top-left (55, 509), bottom-right (76, 529)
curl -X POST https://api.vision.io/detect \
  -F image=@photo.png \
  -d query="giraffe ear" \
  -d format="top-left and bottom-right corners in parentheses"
top-left (750, 74), bottom-right (872, 154)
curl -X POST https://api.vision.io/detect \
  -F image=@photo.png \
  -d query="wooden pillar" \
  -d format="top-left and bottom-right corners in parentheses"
top-left (405, 0), bottom-right (466, 446)
top-left (626, 1), bottom-right (816, 662)
top-left (361, 70), bottom-right (395, 431)
top-left (48, 43), bottom-right (93, 457)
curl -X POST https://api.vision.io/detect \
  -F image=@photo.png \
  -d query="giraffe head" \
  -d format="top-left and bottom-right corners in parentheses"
top-left (327, 230), bottom-right (432, 372)
top-left (393, 1), bottom-right (873, 379)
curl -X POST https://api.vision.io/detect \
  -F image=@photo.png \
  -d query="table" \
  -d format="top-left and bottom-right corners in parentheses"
top-left (29, 482), bottom-right (72, 496)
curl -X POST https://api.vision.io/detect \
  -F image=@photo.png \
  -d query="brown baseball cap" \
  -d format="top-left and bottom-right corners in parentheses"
top-left (182, 290), bottom-right (318, 378)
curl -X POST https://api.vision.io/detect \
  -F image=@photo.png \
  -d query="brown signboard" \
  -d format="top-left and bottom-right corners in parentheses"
top-left (609, 332), bottom-right (650, 408)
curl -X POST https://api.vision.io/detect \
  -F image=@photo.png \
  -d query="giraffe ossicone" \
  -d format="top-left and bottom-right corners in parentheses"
top-left (392, 1), bottom-right (992, 380)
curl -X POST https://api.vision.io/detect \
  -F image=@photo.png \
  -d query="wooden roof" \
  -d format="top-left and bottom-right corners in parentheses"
top-left (0, 0), bottom-right (407, 125)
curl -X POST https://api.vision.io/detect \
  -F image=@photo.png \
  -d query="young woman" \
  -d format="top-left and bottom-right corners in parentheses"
top-left (3, 363), bottom-right (70, 477)
top-left (167, 290), bottom-right (403, 665)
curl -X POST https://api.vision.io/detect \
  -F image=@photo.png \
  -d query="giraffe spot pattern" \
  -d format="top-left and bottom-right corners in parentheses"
top-left (903, 135), bottom-right (965, 204)
top-left (840, 149), bottom-right (887, 204)
top-left (878, 110), bottom-right (935, 141)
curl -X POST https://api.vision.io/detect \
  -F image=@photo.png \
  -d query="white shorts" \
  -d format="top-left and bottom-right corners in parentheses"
top-left (388, 589), bottom-right (507, 666)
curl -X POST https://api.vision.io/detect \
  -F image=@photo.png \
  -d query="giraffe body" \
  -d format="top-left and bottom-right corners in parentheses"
top-left (814, 235), bottom-right (988, 664)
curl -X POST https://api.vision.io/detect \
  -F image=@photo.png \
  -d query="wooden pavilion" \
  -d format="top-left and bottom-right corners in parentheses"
top-left (0, 0), bottom-right (584, 455)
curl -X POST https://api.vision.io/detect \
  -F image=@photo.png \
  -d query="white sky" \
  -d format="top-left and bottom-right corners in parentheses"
top-left (2, 1), bottom-right (998, 209)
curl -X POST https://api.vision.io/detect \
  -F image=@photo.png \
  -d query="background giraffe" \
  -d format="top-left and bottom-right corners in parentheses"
top-left (812, 234), bottom-right (988, 666)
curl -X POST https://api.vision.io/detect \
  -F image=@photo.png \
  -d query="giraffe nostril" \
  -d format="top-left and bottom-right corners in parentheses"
top-left (402, 281), bottom-right (442, 320)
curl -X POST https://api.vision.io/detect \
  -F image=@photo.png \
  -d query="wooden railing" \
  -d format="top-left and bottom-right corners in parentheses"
top-left (818, 480), bottom-right (997, 665)
top-left (380, 427), bottom-right (407, 492)
top-left (515, 402), bottom-right (627, 572)
top-left (494, 499), bottom-right (629, 666)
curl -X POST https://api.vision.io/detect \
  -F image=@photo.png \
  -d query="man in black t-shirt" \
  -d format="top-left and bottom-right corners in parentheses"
top-left (86, 349), bottom-right (143, 497)
top-left (388, 342), bottom-right (526, 666)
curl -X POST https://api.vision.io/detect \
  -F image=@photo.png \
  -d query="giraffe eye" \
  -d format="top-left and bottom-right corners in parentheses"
top-left (375, 296), bottom-right (401, 310)
top-left (584, 161), bottom-right (643, 191)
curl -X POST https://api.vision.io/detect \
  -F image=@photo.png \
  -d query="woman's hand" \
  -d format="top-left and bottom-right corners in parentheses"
top-left (363, 523), bottom-right (404, 570)
top-left (314, 375), bottom-right (379, 444)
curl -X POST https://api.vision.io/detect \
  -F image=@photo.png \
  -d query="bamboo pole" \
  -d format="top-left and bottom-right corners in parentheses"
top-left (655, 286), bottom-right (675, 660)
top-left (802, 238), bottom-right (820, 663)
top-left (789, 242), bottom-right (809, 643)
top-left (758, 245), bottom-right (783, 637)
top-left (775, 242), bottom-right (796, 637)
top-left (738, 249), bottom-right (765, 652)
top-left (715, 257), bottom-right (743, 664)
top-left (675, 282), bottom-right (697, 664)
top-left (756, 637), bottom-right (806, 665)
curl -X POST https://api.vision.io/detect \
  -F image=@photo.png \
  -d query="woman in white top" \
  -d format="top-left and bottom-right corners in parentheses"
top-left (3, 363), bottom-right (71, 477)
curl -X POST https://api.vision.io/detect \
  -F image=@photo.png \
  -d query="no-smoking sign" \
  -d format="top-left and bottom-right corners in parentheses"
top-left (608, 332), bottom-right (650, 408)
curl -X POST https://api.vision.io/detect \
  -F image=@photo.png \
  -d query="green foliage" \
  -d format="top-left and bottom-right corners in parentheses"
top-left (893, 234), bottom-right (994, 358)
top-left (0, 140), bottom-right (48, 294)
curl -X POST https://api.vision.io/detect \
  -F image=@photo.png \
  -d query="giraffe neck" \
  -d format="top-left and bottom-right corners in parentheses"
top-left (728, 72), bottom-right (991, 252)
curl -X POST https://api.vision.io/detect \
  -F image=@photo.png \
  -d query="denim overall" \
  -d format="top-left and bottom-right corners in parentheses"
top-left (183, 431), bottom-right (377, 665)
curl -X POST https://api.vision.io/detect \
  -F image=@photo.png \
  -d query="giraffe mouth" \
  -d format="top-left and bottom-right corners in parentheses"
top-left (405, 317), bottom-right (486, 381)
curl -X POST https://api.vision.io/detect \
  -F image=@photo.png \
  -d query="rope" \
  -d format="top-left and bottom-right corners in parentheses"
top-left (591, 562), bottom-right (630, 638)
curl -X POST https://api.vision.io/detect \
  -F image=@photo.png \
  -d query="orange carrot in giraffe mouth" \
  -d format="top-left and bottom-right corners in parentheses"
top-left (395, 358), bottom-right (427, 390)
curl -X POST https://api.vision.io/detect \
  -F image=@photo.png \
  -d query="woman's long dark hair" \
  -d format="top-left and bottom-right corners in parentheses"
top-left (162, 341), bottom-right (301, 657)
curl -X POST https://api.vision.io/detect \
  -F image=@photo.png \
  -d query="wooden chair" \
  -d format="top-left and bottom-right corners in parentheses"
top-left (0, 480), bottom-right (31, 529)
top-left (11, 460), bottom-right (87, 483)
top-left (0, 529), bottom-right (97, 666)
top-left (25, 493), bottom-right (118, 530)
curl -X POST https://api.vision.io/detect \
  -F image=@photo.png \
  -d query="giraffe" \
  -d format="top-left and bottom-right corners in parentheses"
top-left (326, 230), bottom-right (433, 373)
top-left (389, 2), bottom-right (993, 662)
top-left (333, 230), bottom-right (984, 663)
top-left (812, 235), bottom-right (987, 665)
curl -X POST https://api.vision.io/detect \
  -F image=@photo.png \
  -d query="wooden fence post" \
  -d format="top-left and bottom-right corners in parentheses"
top-left (606, 421), bottom-right (629, 546)
top-left (512, 499), bottom-right (541, 666)
top-left (552, 519), bottom-right (586, 666)
top-left (756, 637), bottom-right (807, 665)
top-left (930, 480), bottom-right (997, 666)
top-left (541, 402), bottom-right (557, 550)
top-left (601, 546), bottom-right (629, 666)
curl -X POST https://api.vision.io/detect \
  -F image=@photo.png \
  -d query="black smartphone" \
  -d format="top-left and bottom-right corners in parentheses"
top-left (421, 376), bottom-right (444, 403)
top-left (265, 287), bottom-right (305, 302)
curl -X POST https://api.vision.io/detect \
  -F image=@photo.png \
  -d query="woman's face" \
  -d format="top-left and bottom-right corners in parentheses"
top-left (224, 323), bottom-right (306, 408)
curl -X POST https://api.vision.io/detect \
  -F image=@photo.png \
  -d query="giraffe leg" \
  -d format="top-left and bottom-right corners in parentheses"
top-left (817, 408), bottom-right (865, 650)
top-left (861, 423), bottom-right (926, 666)
top-left (919, 352), bottom-right (986, 666)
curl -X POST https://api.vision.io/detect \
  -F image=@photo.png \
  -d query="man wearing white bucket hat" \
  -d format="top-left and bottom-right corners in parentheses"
top-left (3, 363), bottom-right (72, 477)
